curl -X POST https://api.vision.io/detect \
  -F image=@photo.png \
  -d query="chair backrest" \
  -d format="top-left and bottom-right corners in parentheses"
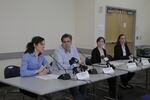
top-left (85, 56), bottom-right (92, 65)
top-left (4, 65), bottom-right (20, 79)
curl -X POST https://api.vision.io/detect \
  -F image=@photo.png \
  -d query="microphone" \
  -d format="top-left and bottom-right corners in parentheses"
top-left (129, 55), bottom-right (141, 65)
top-left (78, 50), bottom-right (98, 74)
top-left (69, 57), bottom-right (79, 65)
top-left (103, 57), bottom-right (116, 69)
top-left (69, 57), bottom-right (90, 80)
top-left (129, 55), bottom-right (144, 70)
top-left (69, 57), bottom-right (88, 74)
top-left (49, 54), bottom-right (71, 80)
top-left (69, 57), bottom-right (79, 74)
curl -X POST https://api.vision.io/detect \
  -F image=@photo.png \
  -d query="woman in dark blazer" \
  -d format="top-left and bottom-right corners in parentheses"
top-left (91, 47), bottom-right (106, 64)
top-left (114, 34), bottom-right (135, 88)
top-left (114, 34), bottom-right (131, 60)
top-left (91, 37), bottom-right (116, 98)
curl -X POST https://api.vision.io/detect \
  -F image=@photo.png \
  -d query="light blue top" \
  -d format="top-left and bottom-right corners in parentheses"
top-left (20, 52), bottom-right (51, 77)
top-left (53, 45), bottom-right (80, 70)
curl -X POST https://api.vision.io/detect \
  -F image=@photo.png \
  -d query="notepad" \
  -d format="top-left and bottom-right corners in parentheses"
top-left (36, 74), bottom-right (59, 80)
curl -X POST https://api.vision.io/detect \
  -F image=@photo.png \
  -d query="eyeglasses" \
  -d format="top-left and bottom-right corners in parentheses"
top-left (120, 37), bottom-right (125, 40)
top-left (98, 41), bottom-right (104, 43)
top-left (63, 41), bottom-right (71, 43)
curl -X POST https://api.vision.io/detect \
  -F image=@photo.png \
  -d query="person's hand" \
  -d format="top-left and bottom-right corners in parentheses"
top-left (40, 65), bottom-right (49, 75)
top-left (80, 57), bottom-right (85, 65)
top-left (38, 68), bottom-right (49, 75)
top-left (79, 64), bottom-right (88, 70)
top-left (36, 65), bottom-right (48, 74)
top-left (80, 61), bottom-right (85, 65)
top-left (36, 66), bottom-right (45, 74)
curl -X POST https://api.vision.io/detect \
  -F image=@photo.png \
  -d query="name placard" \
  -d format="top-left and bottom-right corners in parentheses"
top-left (127, 62), bottom-right (137, 71)
top-left (141, 59), bottom-right (150, 65)
top-left (103, 67), bottom-right (115, 74)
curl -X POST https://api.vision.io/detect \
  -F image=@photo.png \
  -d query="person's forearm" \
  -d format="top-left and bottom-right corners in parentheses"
top-left (20, 70), bottom-right (37, 77)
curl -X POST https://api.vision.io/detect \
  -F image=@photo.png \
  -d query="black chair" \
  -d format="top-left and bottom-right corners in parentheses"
top-left (85, 56), bottom-right (92, 65)
top-left (1, 65), bottom-right (21, 100)
top-left (2, 65), bottom-right (47, 100)
top-left (4, 65), bottom-right (40, 100)
top-left (4, 65), bottom-right (20, 79)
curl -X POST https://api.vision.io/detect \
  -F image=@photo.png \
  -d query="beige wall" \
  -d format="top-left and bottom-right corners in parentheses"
top-left (0, 0), bottom-right (149, 54)
top-left (94, 0), bottom-right (150, 46)
top-left (0, 0), bottom-right (75, 53)
top-left (75, 0), bottom-right (150, 49)
top-left (141, 2), bottom-right (150, 45)
top-left (74, 0), bottom-right (95, 49)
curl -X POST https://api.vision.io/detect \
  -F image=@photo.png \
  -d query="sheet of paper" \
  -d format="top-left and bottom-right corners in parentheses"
top-left (92, 64), bottom-right (107, 68)
top-left (110, 61), bottom-right (124, 67)
top-left (36, 74), bottom-right (59, 80)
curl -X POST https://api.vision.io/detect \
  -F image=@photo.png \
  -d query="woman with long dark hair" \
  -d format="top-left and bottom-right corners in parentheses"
top-left (114, 34), bottom-right (135, 89)
top-left (20, 36), bottom-right (51, 77)
top-left (114, 34), bottom-right (131, 60)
